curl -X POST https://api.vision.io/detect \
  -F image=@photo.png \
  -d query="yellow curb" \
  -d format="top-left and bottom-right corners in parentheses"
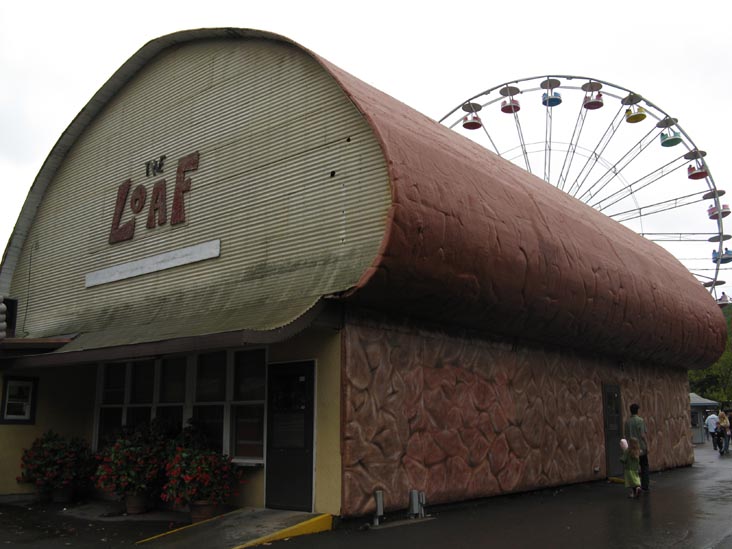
top-left (608, 476), bottom-right (624, 484)
top-left (135, 508), bottom-right (240, 545)
top-left (232, 513), bottom-right (333, 549)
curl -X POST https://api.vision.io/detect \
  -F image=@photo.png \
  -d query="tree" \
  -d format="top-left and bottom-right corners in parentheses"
top-left (689, 306), bottom-right (732, 407)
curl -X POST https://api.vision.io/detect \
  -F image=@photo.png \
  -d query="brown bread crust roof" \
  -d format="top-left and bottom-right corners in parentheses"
top-left (318, 59), bottom-right (726, 369)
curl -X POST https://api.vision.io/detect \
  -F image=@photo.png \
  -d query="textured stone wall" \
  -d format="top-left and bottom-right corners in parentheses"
top-left (341, 318), bottom-right (692, 517)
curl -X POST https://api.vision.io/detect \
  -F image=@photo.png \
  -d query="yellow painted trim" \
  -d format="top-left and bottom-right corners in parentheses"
top-left (134, 508), bottom-right (239, 545)
top-left (233, 513), bottom-right (333, 549)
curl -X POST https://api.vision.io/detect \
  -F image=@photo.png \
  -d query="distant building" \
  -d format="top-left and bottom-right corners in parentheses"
top-left (690, 392), bottom-right (720, 444)
top-left (0, 29), bottom-right (726, 516)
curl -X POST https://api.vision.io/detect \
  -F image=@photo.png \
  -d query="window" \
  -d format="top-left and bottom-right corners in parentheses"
top-left (160, 357), bottom-right (186, 403)
top-left (231, 350), bottom-right (266, 460)
top-left (157, 357), bottom-right (186, 433)
top-left (190, 349), bottom-right (267, 462)
top-left (94, 348), bottom-right (266, 463)
top-left (97, 358), bottom-right (180, 446)
top-left (98, 407), bottom-right (123, 443)
top-left (102, 363), bottom-right (125, 404)
top-left (1, 376), bottom-right (38, 424)
top-left (193, 351), bottom-right (226, 453)
top-left (196, 352), bottom-right (226, 401)
top-left (232, 404), bottom-right (265, 458)
top-left (130, 360), bottom-right (154, 404)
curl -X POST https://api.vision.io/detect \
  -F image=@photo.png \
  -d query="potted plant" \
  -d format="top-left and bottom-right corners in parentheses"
top-left (17, 431), bottom-right (93, 502)
top-left (94, 424), bottom-right (168, 514)
top-left (161, 446), bottom-right (241, 522)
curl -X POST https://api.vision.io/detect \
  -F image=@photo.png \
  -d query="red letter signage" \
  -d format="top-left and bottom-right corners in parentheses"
top-left (171, 152), bottom-right (200, 226)
top-left (147, 180), bottom-right (168, 229)
top-left (107, 151), bottom-right (199, 244)
top-left (108, 179), bottom-right (136, 244)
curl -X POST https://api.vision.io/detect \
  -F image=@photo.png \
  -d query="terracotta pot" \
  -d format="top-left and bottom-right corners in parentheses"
top-left (125, 493), bottom-right (148, 515)
top-left (189, 500), bottom-right (220, 523)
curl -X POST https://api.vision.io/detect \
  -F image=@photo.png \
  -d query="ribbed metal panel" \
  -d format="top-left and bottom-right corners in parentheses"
top-left (9, 39), bottom-right (390, 342)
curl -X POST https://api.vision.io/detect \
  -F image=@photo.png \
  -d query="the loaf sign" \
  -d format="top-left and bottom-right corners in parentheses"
top-left (109, 151), bottom-right (199, 244)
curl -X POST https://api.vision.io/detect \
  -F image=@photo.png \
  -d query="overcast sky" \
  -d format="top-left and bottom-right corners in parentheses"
top-left (2, 0), bottom-right (731, 292)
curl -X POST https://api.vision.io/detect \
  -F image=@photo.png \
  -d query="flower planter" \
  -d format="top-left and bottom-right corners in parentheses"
top-left (162, 447), bottom-right (241, 517)
top-left (94, 430), bottom-right (169, 509)
top-left (18, 431), bottom-right (93, 502)
top-left (125, 493), bottom-right (148, 515)
top-left (189, 501), bottom-right (220, 523)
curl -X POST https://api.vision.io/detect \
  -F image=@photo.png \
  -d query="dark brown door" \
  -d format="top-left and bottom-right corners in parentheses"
top-left (265, 361), bottom-right (314, 511)
top-left (602, 383), bottom-right (623, 477)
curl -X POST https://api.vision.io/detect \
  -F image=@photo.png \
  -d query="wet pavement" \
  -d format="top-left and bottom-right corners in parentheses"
top-left (1, 444), bottom-right (732, 548)
top-left (280, 443), bottom-right (732, 549)
top-left (0, 499), bottom-right (187, 547)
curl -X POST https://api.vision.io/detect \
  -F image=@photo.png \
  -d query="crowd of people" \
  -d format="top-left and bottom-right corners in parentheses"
top-left (704, 409), bottom-right (731, 454)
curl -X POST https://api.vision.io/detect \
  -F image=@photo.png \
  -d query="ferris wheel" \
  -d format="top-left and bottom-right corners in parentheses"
top-left (440, 75), bottom-right (728, 298)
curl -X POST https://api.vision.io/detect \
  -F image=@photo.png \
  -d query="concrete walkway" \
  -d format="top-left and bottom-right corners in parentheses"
top-left (137, 507), bottom-right (331, 548)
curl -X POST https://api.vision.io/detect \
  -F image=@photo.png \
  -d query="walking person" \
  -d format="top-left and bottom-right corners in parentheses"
top-left (624, 403), bottom-right (649, 491)
top-left (706, 411), bottom-right (720, 450)
top-left (719, 411), bottom-right (730, 455)
top-left (619, 437), bottom-right (642, 498)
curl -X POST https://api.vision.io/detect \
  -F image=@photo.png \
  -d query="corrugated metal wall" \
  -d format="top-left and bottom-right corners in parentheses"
top-left (9, 39), bottom-right (390, 343)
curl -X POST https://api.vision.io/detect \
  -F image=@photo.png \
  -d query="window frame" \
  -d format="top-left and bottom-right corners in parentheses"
top-left (93, 348), bottom-right (267, 465)
top-left (1, 376), bottom-right (39, 424)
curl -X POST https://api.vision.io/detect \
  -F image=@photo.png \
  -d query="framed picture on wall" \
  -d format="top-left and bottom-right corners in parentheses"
top-left (1, 376), bottom-right (38, 424)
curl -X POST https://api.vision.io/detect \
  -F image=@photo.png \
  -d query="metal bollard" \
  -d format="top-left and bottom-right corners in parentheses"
top-left (408, 489), bottom-right (420, 518)
top-left (373, 490), bottom-right (384, 526)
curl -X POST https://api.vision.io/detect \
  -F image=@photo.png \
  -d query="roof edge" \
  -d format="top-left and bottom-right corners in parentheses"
top-left (2, 297), bottom-right (329, 369)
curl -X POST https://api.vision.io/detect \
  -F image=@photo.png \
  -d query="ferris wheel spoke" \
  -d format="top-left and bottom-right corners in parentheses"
top-left (642, 232), bottom-right (724, 242)
top-left (566, 105), bottom-right (626, 198)
top-left (607, 191), bottom-right (707, 223)
top-left (557, 103), bottom-right (588, 192)
top-left (691, 268), bottom-right (723, 284)
top-left (544, 105), bottom-right (553, 181)
top-left (512, 112), bottom-right (532, 173)
top-left (480, 125), bottom-right (501, 155)
top-left (589, 156), bottom-right (687, 210)
top-left (577, 126), bottom-right (658, 203)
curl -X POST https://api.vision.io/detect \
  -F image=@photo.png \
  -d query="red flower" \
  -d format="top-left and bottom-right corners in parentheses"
top-left (161, 447), bottom-right (240, 505)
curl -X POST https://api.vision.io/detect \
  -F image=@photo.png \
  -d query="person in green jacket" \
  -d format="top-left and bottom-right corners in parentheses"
top-left (624, 403), bottom-right (649, 491)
